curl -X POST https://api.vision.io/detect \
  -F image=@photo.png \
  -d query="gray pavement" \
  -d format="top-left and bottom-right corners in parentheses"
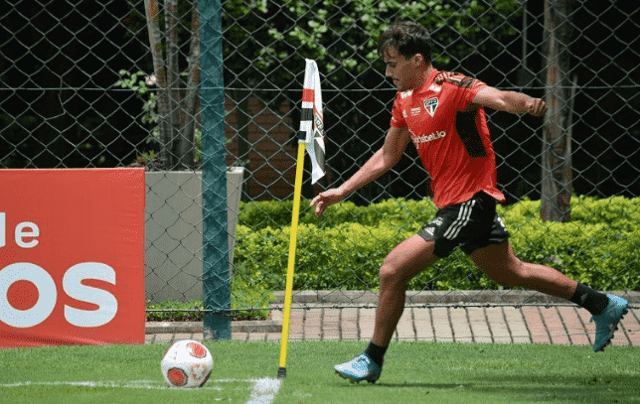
top-left (145, 291), bottom-right (640, 348)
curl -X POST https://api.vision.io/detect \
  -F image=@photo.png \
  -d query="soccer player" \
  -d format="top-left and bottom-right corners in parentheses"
top-left (309, 20), bottom-right (629, 384)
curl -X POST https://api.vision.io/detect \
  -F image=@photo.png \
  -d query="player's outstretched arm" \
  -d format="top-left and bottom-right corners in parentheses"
top-left (310, 126), bottom-right (411, 216)
top-left (472, 86), bottom-right (547, 117)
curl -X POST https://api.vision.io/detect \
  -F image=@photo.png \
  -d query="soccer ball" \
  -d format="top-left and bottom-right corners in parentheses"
top-left (161, 339), bottom-right (213, 388)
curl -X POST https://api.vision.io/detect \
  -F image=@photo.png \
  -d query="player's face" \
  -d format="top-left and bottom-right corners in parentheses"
top-left (382, 47), bottom-right (420, 92)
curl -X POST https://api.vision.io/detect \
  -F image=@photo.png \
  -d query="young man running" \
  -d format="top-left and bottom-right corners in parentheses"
top-left (309, 21), bottom-right (628, 384)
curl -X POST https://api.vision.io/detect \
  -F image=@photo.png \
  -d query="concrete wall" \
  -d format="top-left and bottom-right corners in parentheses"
top-left (144, 168), bottom-right (243, 303)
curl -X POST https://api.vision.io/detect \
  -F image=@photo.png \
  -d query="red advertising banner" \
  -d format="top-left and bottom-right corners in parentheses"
top-left (0, 168), bottom-right (145, 348)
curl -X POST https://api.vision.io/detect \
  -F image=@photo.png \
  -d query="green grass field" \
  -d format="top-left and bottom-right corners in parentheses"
top-left (1, 341), bottom-right (638, 404)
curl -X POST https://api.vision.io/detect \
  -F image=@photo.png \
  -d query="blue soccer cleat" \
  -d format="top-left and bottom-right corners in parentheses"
top-left (334, 353), bottom-right (382, 384)
top-left (590, 294), bottom-right (629, 352)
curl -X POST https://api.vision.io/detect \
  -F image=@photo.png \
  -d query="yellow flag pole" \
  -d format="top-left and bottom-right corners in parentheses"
top-left (277, 141), bottom-right (306, 379)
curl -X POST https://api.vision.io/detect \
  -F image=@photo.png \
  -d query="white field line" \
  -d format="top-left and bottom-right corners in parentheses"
top-left (0, 378), bottom-right (282, 404)
top-left (246, 378), bottom-right (282, 404)
top-left (0, 380), bottom-right (220, 390)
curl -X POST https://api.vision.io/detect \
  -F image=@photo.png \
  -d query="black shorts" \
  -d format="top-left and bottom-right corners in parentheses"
top-left (417, 192), bottom-right (510, 258)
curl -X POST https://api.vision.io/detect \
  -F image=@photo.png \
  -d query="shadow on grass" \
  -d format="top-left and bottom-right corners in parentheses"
top-left (466, 373), bottom-right (639, 403)
top-left (338, 382), bottom-right (473, 389)
top-left (332, 373), bottom-right (638, 403)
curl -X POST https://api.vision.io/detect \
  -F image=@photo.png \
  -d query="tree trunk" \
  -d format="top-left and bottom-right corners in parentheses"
top-left (181, 0), bottom-right (200, 169)
top-left (143, 0), bottom-right (171, 168)
top-left (165, 0), bottom-right (182, 170)
top-left (541, 0), bottom-right (574, 222)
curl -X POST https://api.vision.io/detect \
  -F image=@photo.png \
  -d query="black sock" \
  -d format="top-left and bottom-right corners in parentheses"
top-left (363, 342), bottom-right (387, 368)
top-left (570, 282), bottom-right (609, 316)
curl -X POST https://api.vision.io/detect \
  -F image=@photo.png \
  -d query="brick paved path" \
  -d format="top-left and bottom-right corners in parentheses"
top-left (146, 305), bottom-right (640, 349)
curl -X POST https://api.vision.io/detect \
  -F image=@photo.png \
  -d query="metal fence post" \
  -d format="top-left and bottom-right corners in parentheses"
top-left (200, 0), bottom-right (230, 340)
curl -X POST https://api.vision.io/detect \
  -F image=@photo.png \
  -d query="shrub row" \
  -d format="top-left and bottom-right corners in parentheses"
top-left (146, 276), bottom-right (274, 322)
top-left (233, 196), bottom-right (640, 292)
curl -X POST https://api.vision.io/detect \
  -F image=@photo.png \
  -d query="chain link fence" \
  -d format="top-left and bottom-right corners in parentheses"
top-left (1, 1), bottom-right (639, 315)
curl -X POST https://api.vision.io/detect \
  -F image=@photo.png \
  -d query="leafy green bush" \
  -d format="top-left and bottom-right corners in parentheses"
top-left (146, 278), bottom-right (275, 322)
top-left (500, 196), bottom-right (640, 291)
top-left (234, 196), bottom-right (640, 292)
top-left (146, 299), bottom-right (204, 322)
top-left (238, 197), bottom-right (438, 230)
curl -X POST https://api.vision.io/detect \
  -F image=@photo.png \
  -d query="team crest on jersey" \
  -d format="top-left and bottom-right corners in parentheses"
top-left (424, 98), bottom-right (438, 117)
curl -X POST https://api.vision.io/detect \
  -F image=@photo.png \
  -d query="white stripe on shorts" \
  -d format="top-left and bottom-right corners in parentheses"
top-left (443, 199), bottom-right (476, 240)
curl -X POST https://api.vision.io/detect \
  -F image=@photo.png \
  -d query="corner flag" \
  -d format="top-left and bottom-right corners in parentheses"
top-left (278, 59), bottom-right (325, 379)
top-left (299, 58), bottom-right (325, 184)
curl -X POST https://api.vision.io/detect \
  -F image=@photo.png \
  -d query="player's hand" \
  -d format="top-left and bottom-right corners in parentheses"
top-left (309, 187), bottom-right (347, 216)
top-left (526, 97), bottom-right (547, 117)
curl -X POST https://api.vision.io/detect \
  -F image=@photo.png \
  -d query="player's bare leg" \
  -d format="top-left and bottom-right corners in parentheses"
top-left (334, 234), bottom-right (438, 383)
top-left (372, 234), bottom-right (439, 347)
top-left (471, 241), bottom-right (628, 352)
top-left (470, 241), bottom-right (576, 299)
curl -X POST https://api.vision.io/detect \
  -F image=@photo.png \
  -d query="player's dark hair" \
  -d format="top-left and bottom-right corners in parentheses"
top-left (377, 21), bottom-right (432, 64)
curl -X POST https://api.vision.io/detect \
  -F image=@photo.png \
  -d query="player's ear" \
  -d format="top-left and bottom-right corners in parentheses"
top-left (412, 53), bottom-right (424, 67)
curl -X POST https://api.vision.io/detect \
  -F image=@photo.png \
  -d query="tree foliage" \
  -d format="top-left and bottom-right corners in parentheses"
top-left (221, 0), bottom-right (523, 201)
top-left (224, 0), bottom-right (522, 90)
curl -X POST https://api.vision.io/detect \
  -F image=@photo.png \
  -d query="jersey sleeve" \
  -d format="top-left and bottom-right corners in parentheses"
top-left (390, 95), bottom-right (407, 128)
top-left (442, 72), bottom-right (488, 110)
top-left (467, 78), bottom-right (489, 105)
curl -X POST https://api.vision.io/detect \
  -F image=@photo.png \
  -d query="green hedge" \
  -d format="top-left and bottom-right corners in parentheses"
top-left (233, 196), bottom-right (640, 292)
top-left (146, 277), bottom-right (274, 321)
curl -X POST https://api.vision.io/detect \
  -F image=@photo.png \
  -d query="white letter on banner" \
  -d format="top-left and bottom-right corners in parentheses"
top-left (0, 212), bottom-right (5, 247)
top-left (0, 263), bottom-right (57, 328)
top-left (63, 263), bottom-right (118, 328)
top-left (15, 221), bottom-right (40, 248)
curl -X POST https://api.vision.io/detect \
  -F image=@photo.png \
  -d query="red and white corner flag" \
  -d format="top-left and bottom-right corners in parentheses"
top-left (299, 59), bottom-right (325, 184)
top-left (279, 59), bottom-right (326, 378)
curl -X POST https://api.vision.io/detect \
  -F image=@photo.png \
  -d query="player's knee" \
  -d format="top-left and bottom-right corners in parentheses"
top-left (508, 261), bottom-right (534, 287)
top-left (485, 258), bottom-right (530, 287)
top-left (379, 260), bottom-right (405, 287)
top-left (379, 262), bottom-right (397, 283)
